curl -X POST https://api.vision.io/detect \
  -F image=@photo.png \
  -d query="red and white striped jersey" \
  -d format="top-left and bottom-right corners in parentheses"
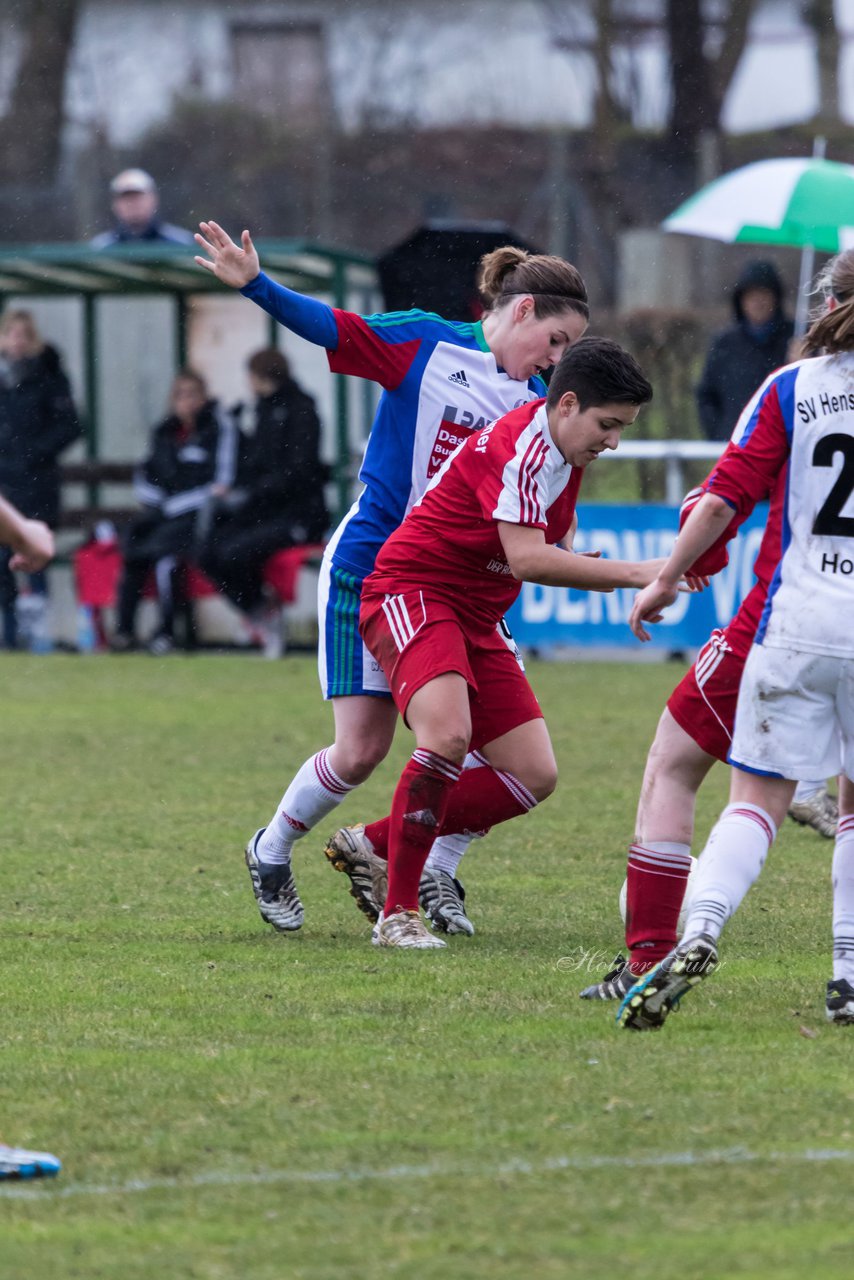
top-left (364, 399), bottom-right (583, 631)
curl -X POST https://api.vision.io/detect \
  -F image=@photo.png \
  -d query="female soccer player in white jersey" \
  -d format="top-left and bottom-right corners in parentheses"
top-left (194, 223), bottom-right (589, 932)
top-left (618, 247), bottom-right (854, 1030)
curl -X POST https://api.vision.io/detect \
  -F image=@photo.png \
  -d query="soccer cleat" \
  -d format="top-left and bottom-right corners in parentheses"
top-left (788, 786), bottom-right (838, 839)
top-left (147, 632), bottom-right (174, 657)
top-left (616, 934), bottom-right (719, 1031)
top-left (324, 824), bottom-right (387, 922)
top-left (826, 978), bottom-right (854, 1024)
top-left (244, 828), bottom-right (304, 932)
top-left (372, 908), bottom-right (447, 949)
top-left (0, 1144), bottom-right (61, 1180)
top-left (419, 867), bottom-right (475, 935)
top-left (579, 954), bottom-right (638, 1001)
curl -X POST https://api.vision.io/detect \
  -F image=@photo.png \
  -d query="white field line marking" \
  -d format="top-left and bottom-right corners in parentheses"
top-left (3, 1146), bottom-right (854, 1200)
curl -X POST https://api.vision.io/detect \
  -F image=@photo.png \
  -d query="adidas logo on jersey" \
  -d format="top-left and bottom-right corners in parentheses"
top-left (448, 369), bottom-right (470, 388)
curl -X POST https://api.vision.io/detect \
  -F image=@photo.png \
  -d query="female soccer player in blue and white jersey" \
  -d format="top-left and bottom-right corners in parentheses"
top-left (619, 247), bottom-right (854, 1031)
top-left (194, 223), bottom-right (589, 932)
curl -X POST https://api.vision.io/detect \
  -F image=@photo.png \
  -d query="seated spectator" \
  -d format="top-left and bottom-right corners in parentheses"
top-left (696, 259), bottom-right (794, 442)
top-left (112, 370), bottom-right (239, 654)
top-left (200, 348), bottom-right (329, 625)
top-left (0, 309), bottom-right (81, 651)
top-left (91, 169), bottom-right (194, 249)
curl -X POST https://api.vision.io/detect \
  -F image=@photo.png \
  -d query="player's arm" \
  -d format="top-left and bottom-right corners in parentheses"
top-left (498, 523), bottom-right (666, 592)
top-left (0, 495), bottom-right (54, 572)
top-left (195, 222), bottom-right (418, 389)
top-left (195, 222), bottom-right (338, 347)
top-left (628, 493), bottom-right (735, 641)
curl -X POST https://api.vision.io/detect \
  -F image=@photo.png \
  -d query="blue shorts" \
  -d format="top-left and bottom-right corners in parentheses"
top-left (317, 557), bottom-right (391, 700)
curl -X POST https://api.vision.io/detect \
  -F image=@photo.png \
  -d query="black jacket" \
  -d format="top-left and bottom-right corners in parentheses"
top-left (0, 345), bottom-right (82, 524)
top-left (134, 401), bottom-right (239, 520)
top-left (239, 381), bottom-right (329, 539)
top-left (696, 261), bottom-right (795, 442)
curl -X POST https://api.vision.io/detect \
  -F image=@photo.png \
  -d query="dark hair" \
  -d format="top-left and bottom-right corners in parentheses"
top-left (804, 249), bottom-right (854, 355)
top-left (171, 367), bottom-right (207, 394)
top-left (546, 337), bottom-right (653, 410)
top-left (478, 246), bottom-right (589, 323)
top-left (247, 346), bottom-right (291, 386)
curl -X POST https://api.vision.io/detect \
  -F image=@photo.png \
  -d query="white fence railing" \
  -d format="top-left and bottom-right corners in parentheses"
top-left (600, 440), bottom-right (726, 503)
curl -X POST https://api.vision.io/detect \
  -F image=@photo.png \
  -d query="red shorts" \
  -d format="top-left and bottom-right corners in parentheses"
top-left (360, 588), bottom-right (542, 751)
top-left (666, 629), bottom-right (747, 763)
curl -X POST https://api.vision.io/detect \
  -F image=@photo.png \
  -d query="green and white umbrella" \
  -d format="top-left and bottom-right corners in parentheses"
top-left (664, 157), bottom-right (854, 254)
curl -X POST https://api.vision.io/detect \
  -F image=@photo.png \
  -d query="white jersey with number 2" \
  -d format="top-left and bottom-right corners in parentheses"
top-left (707, 352), bottom-right (854, 659)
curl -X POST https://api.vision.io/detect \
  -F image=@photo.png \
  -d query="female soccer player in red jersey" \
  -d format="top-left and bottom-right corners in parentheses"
top-left (356, 337), bottom-right (671, 948)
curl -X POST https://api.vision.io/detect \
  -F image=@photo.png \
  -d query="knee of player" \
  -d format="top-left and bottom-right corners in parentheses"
top-left (530, 763), bottom-right (558, 803)
top-left (429, 728), bottom-right (470, 766)
top-left (332, 738), bottom-right (390, 780)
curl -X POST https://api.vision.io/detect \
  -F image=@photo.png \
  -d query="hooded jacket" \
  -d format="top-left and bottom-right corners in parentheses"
top-left (696, 260), bottom-right (794, 442)
top-left (0, 344), bottom-right (82, 524)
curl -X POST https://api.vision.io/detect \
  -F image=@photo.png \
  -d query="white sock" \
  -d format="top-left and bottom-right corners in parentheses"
top-left (793, 779), bottom-right (826, 804)
top-left (426, 831), bottom-right (480, 878)
top-left (832, 815), bottom-right (854, 984)
top-left (258, 748), bottom-right (354, 864)
top-left (682, 802), bottom-right (777, 943)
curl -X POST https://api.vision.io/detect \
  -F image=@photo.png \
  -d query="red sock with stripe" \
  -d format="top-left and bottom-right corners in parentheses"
top-left (368, 761), bottom-right (538, 863)
top-left (385, 750), bottom-right (461, 913)
top-left (625, 841), bottom-right (693, 973)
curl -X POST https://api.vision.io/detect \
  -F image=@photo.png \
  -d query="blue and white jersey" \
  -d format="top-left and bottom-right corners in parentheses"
top-left (241, 272), bottom-right (545, 579)
top-left (707, 352), bottom-right (854, 658)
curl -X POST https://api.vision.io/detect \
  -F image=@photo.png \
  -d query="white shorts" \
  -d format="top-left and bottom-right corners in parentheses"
top-left (730, 644), bottom-right (854, 780)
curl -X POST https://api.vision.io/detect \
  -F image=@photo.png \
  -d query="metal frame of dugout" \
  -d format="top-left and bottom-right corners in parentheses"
top-left (0, 240), bottom-right (379, 520)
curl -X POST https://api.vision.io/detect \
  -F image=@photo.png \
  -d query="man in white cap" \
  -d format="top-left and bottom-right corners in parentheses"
top-left (91, 169), bottom-right (194, 248)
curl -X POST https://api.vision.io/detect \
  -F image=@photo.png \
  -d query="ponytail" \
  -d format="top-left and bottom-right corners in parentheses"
top-left (477, 246), bottom-right (589, 322)
top-left (804, 248), bottom-right (854, 356)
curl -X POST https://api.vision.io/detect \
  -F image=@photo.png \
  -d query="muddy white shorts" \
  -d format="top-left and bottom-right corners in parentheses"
top-left (729, 644), bottom-right (854, 780)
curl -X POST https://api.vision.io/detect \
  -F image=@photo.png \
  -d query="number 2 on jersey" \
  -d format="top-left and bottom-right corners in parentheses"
top-left (812, 433), bottom-right (854, 537)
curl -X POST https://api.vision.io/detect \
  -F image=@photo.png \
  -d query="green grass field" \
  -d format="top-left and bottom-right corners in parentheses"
top-left (1, 653), bottom-right (851, 1279)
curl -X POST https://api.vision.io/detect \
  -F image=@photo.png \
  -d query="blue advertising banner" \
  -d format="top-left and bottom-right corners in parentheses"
top-left (504, 502), bottom-right (770, 652)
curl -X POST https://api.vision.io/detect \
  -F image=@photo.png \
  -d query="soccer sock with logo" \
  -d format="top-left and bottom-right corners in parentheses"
top-left (367, 762), bottom-right (537, 866)
top-left (681, 802), bottom-right (777, 943)
top-left (832, 815), bottom-right (854, 984)
top-left (625, 842), bottom-right (693, 973)
top-left (258, 749), bottom-right (354, 865)
top-left (385, 750), bottom-right (461, 913)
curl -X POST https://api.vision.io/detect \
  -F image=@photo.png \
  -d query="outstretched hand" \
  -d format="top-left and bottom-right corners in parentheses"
top-left (9, 519), bottom-right (54, 573)
top-left (629, 577), bottom-right (680, 643)
top-left (194, 221), bottom-right (260, 289)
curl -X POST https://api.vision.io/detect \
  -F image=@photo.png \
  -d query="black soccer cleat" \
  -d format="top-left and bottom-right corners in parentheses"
top-left (826, 978), bottom-right (854, 1024)
top-left (616, 934), bottom-right (719, 1031)
top-left (579, 954), bottom-right (638, 1001)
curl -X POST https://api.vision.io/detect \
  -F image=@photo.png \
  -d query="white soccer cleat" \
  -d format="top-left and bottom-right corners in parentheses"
top-left (0, 1143), bottom-right (61, 1180)
top-left (372, 908), bottom-right (447, 949)
top-left (788, 786), bottom-right (838, 839)
top-left (244, 829), bottom-right (304, 932)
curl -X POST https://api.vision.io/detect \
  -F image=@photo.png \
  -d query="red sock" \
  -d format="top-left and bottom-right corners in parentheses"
top-left (385, 750), bottom-right (461, 913)
top-left (625, 842), bottom-right (693, 973)
top-left (367, 764), bottom-right (537, 864)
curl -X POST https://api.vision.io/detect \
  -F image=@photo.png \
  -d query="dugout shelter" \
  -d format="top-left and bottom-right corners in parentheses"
top-left (0, 239), bottom-right (379, 522)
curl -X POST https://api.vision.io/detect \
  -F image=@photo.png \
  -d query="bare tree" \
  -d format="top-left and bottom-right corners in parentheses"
top-left (665, 0), bottom-right (758, 152)
top-left (804, 0), bottom-right (840, 123)
top-left (0, 0), bottom-right (80, 184)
